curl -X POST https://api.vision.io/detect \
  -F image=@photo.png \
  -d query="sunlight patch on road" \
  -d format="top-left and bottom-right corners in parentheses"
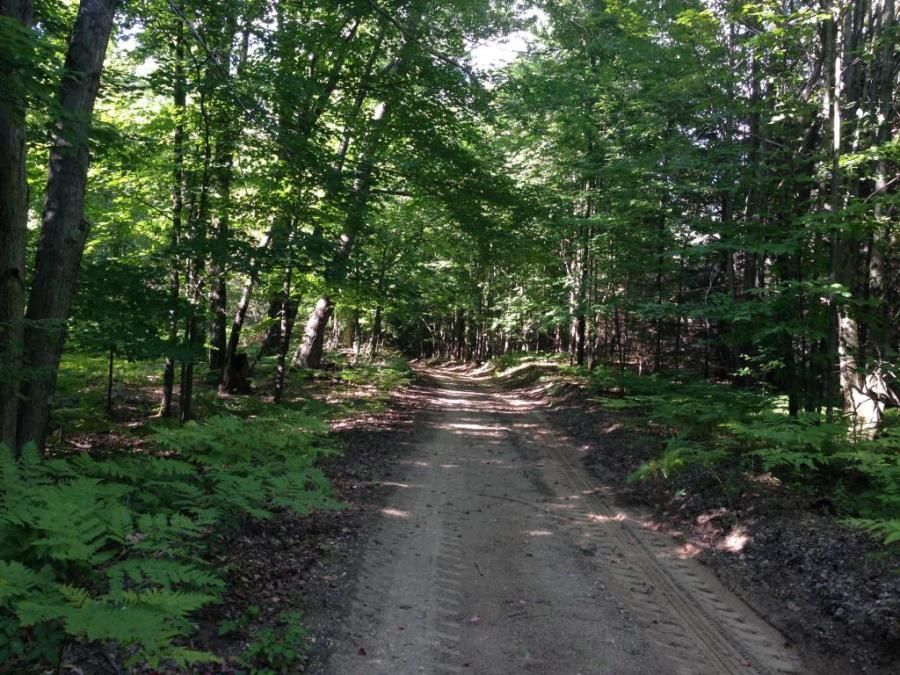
top-left (586, 512), bottom-right (627, 523)
top-left (524, 529), bottom-right (554, 537)
top-left (380, 507), bottom-right (411, 519)
top-left (443, 422), bottom-right (502, 431)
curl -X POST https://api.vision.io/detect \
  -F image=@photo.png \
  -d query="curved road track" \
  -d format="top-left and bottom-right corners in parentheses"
top-left (329, 366), bottom-right (807, 675)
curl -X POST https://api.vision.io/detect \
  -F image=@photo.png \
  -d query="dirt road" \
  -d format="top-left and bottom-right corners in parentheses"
top-left (328, 367), bottom-right (806, 674)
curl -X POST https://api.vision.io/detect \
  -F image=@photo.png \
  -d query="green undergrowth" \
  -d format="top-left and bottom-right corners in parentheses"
top-left (0, 409), bottom-right (339, 670)
top-left (488, 351), bottom-right (578, 389)
top-left (282, 352), bottom-right (413, 416)
top-left (587, 370), bottom-right (900, 549)
top-left (1, 350), bottom-right (416, 671)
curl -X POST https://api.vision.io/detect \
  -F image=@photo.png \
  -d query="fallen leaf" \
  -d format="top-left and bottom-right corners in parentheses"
top-left (468, 615), bottom-right (481, 625)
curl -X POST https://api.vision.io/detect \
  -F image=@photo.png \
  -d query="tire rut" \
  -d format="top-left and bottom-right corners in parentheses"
top-left (328, 370), bottom-right (808, 674)
top-left (508, 406), bottom-right (806, 675)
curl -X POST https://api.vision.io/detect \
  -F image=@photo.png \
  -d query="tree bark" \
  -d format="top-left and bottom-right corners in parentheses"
top-left (293, 297), bottom-right (334, 369)
top-left (160, 9), bottom-right (186, 418)
top-left (274, 244), bottom-right (293, 403)
top-left (0, 0), bottom-right (33, 450)
top-left (370, 305), bottom-right (384, 358)
top-left (180, 83), bottom-right (214, 424)
top-left (16, 0), bottom-right (120, 452)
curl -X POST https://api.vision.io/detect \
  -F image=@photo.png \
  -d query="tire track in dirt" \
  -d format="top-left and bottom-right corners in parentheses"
top-left (328, 369), bottom-right (808, 674)
top-left (507, 404), bottom-right (806, 675)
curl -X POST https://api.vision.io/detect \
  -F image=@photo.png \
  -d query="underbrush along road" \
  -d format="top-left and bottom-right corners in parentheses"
top-left (329, 367), bottom-right (806, 674)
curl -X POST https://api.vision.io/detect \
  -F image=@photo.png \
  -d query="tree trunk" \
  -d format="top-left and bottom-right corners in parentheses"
top-left (0, 0), bottom-right (33, 450)
top-left (370, 305), bottom-right (383, 358)
top-left (208, 269), bottom-right (227, 371)
top-left (296, 7), bottom-right (422, 369)
top-left (106, 345), bottom-right (114, 414)
top-left (220, 232), bottom-right (271, 392)
top-left (274, 247), bottom-right (293, 403)
top-left (294, 297), bottom-right (334, 369)
top-left (16, 0), bottom-right (120, 452)
top-left (160, 11), bottom-right (186, 418)
top-left (179, 82), bottom-right (214, 423)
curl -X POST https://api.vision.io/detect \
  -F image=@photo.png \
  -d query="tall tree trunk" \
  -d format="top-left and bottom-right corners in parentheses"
top-left (16, 0), bottom-right (120, 452)
top-left (370, 305), bottom-right (384, 358)
top-left (207, 251), bottom-right (228, 371)
top-left (867, 0), bottom-right (895, 353)
top-left (0, 0), bottom-right (33, 450)
top-left (160, 10), bottom-right (186, 418)
top-left (220, 230), bottom-right (272, 391)
top-left (180, 87), bottom-right (214, 423)
top-left (838, 0), bottom-right (898, 434)
top-left (274, 241), bottom-right (293, 403)
top-left (207, 14), bottom-right (244, 372)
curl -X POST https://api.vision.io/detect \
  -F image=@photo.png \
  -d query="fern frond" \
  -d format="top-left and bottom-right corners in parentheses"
top-left (107, 559), bottom-right (224, 594)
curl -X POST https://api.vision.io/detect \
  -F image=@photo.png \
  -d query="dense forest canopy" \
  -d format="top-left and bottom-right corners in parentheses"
top-left (1, 0), bottom-right (897, 445)
top-left (0, 0), bottom-right (898, 667)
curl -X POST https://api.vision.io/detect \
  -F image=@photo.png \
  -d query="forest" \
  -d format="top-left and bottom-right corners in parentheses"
top-left (0, 0), bottom-right (898, 671)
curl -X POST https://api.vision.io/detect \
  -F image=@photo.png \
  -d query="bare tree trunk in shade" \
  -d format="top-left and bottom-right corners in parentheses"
top-left (179, 84), bottom-right (213, 423)
top-left (0, 0), bottom-right (33, 450)
top-left (160, 9), bottom-right (186, 417)
top-left (16, 0), bottom-right (120, 452)
top-left (274, 240), bottom-right (294, 403)
top-left (370, 305), bottom-right (383, 359)
top-left (220, 231), bottom-right (272, 392)
top-left (293, 297), bottom-right (334, 368)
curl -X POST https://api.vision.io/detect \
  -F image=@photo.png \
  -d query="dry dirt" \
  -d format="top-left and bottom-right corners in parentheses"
top-left (321, 366), bottom-right (811, 674)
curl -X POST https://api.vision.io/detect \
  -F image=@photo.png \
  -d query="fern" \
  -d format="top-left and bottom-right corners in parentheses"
top-left (629, 437), bottom-right (730, 482)
top-left (0, 403), bottom-right (340, 669)
top-left (845, 519), bottom-right (900, 547)
top-left (107, 559), bottom-right (225, 595)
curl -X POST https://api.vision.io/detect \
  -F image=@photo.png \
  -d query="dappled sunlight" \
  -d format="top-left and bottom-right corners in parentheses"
top-left (380, 507), bottom-right (411, 519)
top-left (443, 422), bottom-right (503, 432)
top-left (722, 527), bottom-right (750, 553)
top-left (546, 501), bottom-right (579, 511)
top-left (673, 542), bottom-right (703, 560)
top-left (586, 512), bottom-right (627, 523)
top-left (504, 397), bottom-right (534, 409)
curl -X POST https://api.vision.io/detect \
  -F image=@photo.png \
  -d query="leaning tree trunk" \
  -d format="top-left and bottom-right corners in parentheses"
top-left (16, 0), bottom-right (120, 452)
top-left (295, 6), bottom-right (421, 369)
top-left (0, 0), bottom-right (33, 450)
top-left (293, 297), bottom-right (334, 369)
